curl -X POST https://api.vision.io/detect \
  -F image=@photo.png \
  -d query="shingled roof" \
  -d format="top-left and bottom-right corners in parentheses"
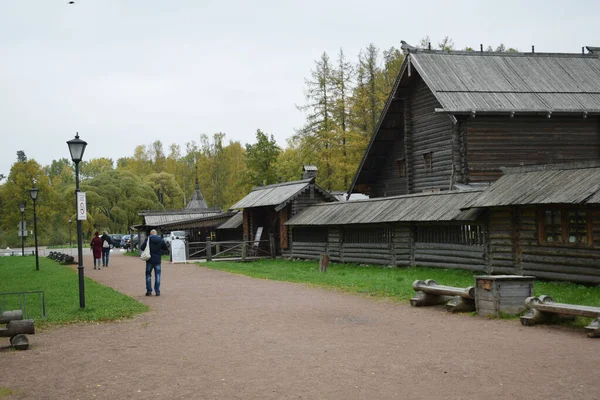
top-left (463, 161), bottom-right (600, 208)
top-left (409, 50), bottom-right (600, 115)
top-left (230, 178), bottom-right (337, 211)
top-left (286, 190), bottom-right (483, 226)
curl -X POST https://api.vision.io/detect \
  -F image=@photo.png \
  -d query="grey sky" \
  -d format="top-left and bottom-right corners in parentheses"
top-left (1, 0), bottom-right (599, 177)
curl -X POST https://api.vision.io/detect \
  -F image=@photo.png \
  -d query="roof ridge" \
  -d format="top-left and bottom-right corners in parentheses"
top-left (311, 189), bottom-right (484, 207)
top-left (414, 50), bottom-right (598, 58)
top-left (501, 160), bottom-right (600, 174)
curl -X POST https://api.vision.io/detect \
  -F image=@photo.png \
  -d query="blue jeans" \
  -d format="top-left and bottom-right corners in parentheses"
top-left (145, 262), bottom-right (161, 294)
top-left (102, 248), bottom-right (110, 266)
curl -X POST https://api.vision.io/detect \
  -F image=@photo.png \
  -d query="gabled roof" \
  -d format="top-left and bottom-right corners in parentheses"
top-left (285, 190), bottom-right (483, 226)
top-left (348, 48), bottom-right (600, 195)
top-left (463, 161), bottom-right (600, 208)
top-left (140, 209), bottom-right (223, 227)
top-left (230, 178), bottom-right (337, 211)
top-left (410, 50), bottom-right (600, 115)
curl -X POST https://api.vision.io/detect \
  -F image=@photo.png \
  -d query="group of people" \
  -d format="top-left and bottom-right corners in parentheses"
top-left (90, 229), bottom-right (168, 296)
top-left (90, 231), bottom-right (112, 269)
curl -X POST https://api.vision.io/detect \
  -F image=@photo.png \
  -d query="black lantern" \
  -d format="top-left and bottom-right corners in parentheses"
top-left (67, 132), bottom-right (88, 309)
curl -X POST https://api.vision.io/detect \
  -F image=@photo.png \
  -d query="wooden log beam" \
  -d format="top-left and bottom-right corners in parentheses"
top-left (412, 279), bottom-right (475, 299)
top-left (10, 334), bottom-right (29, 350)
top-left (0, 310), bottom-right (23, 324)
top-left (0, 320), bottom-right (35, 337)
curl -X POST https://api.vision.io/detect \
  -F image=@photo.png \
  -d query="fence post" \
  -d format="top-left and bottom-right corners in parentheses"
top-left (206, 238), bottom-right (212, 261)
top-left (216, 243), bottom-right (221, 258)
top-left (269, 233), bottom-right (276, 259)
top-left (242, 235), bottom-right (247, 261)
top-left (319, 254), bottom-right (329, 272)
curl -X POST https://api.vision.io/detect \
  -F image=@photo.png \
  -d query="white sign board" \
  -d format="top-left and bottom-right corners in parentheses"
top-left (254, 227), bottom-right (263, 247)
top-left (171, 239), bottom-right (186, 263)
top-left (18, 222), bottom-right (27, 237)
top-left (77, 192), bottom-right (87, 220)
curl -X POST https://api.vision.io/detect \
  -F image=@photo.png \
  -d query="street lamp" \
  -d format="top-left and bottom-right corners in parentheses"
top-left (29, 188), bottom-right (39, 271)
top-left (20, 203), bottom-right (25, 257)
top-left (68, 218), bottom-right (72, 254)
top-left (67, 132), bottom-right (87, 309)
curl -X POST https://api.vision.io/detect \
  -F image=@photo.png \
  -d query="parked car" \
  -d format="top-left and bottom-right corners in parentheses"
top-left (122, 234), bottom-right (139, 250)
top-left (109, 234), bottom-right (123, 248)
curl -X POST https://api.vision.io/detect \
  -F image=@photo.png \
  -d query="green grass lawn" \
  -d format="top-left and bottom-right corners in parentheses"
top-left (0, 256), bottom-right (148, 327)
top-left (203, 259), bottom-right (600, 326)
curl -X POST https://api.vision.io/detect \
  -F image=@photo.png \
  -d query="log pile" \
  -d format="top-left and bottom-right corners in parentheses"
top-left (0, 310), bottom-right (35, 350)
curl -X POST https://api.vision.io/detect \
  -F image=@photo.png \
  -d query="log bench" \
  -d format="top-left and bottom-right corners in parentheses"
top-left (521, 295), bottom-right (600, 338)
top-left (0, 310), bottom-right (35, 350)
top-left (410, 279), bottom-right (476, 313)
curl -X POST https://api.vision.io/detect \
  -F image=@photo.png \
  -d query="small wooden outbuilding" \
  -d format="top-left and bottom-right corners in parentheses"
top-left (230, 178), bottom-right (338, 255)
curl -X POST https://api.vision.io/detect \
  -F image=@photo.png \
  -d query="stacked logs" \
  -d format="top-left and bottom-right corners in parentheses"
top-left (48, 251), bottom-right (75, 264)
top-left (0, 310), bottom-right (35, 350)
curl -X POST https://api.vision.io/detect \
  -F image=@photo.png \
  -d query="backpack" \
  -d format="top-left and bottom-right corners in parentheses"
top-left (103, 239), bottom-right (110, 248)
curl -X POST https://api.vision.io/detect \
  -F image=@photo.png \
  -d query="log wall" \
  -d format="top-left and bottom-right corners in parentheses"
top-left (466, 117), bottom-right (600, 183)
top-left (408, 78), bottom-right (454, 192)
top-left (488, 207), bottom-right (600, 284)
top-left (413, 243), bottom-right (486, 271)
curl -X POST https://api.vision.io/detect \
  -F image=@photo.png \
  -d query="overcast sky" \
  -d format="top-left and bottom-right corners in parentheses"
top-left (1, 0), bottom-right (599, 177)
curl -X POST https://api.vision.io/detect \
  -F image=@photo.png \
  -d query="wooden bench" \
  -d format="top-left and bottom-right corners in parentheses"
top-left (0, 310), bottom-right (35, 350)
top-left (521, 295), bottom-right (600, 338)
top-left (410, 279), bottom-right (476, 313)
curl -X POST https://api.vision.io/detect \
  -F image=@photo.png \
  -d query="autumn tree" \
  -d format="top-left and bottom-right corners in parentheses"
top-left (244, 129), bottom-right (281, 187)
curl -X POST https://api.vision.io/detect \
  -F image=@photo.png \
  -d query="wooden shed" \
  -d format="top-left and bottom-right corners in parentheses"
top-left (285, 190), bottom-right (486, 270)
top-left (350, 46), bottom-right (600, 197)
top-left (462, 161), bottom-right (600, 284)
top-left (230, 178), bottom-right (338, 255)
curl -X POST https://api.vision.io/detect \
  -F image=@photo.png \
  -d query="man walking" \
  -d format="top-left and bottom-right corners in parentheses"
top-left (100, 231), bottom-right (112, 267)
top-left (140, 229), bottom-right (168, 296)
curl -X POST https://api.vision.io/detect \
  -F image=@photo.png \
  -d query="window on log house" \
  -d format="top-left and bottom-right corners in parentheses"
top-left (344, 227), bottom-right (391, 244)
top-left (396, 158), bottom-right (406, 177)
top-left (292, 227), bottom-right (328, 243)
top-left (423, 152), bottom-right (432, 173)
top-left (415, 225), bottom-right (484, 245)
top-left (539, 208), bottom-right (591, 246)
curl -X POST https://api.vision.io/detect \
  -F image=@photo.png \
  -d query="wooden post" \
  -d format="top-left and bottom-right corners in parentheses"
top-left (242, 234), bottom-right (247, 261)
top-left (319, 254), bottom-right (329, 272)
top-left (206, 238), bottom-right (212, 261)
top-left (216, 243), bottom-right (221, 258)
top-left (269, 233), bottom-right (276, 258)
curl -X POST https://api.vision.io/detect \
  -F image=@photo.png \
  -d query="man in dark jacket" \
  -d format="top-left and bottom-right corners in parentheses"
top-left (140, 229), bottom-right (169, 296)
top-left (100, 231), bottom-right (112, 267)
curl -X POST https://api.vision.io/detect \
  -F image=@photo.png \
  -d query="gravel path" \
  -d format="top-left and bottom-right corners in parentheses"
top-left (1, 251), bottom-right (599, 399)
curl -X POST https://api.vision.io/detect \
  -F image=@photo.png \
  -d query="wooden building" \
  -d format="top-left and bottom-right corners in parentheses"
top-left (230, 177), bottom-right (337, 255)
top-left (350, 46), bottom-right (600, 197)
top-left (283, 46), bottom-right (600, 284)
top-left (462, 161), bottom-right (600, 284)
top-left (285, 190), bottom-right (486, 270)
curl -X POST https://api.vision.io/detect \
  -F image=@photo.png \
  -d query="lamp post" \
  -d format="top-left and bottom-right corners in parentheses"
top-left (20, 203), bottom-right (25, 257)
top-left (67, 132), bottom-right (88, 309)
top-left (29, 188), bottom-right (39, 271)
top-left (68, 218), bottom-right (72, 254)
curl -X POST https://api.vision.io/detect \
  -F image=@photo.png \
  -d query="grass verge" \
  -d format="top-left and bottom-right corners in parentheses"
top-left (203, 259), bottom-right (600, 327)
top-left (0, 388), bottom-right (13, 397)
top-left (0, 257), bottom-right (148, 328)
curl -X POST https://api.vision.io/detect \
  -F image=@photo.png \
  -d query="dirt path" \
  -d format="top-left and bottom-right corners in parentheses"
top-left (1, 251), bottom-right (599, 399)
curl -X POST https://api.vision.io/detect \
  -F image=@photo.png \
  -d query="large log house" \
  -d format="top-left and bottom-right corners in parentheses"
top-left (284, 45), bottom-right (600, 283)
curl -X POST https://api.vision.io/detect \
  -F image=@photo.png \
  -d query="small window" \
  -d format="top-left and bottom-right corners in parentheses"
top-left (568, 210), bottom-right (587, 244)
top-left (539, 208), bottom-right (590, 246)
top-left (543, 210), bottom-right (562, 243)
top-left (396, 159), bottom-right (406, 177)
top-left (423, 152), bottom-right (432, 173)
